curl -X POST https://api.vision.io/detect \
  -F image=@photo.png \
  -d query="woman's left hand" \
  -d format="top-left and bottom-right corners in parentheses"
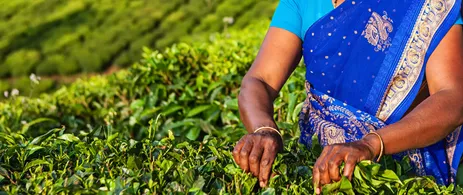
top-left (312, 136), bottom-right (380, 194)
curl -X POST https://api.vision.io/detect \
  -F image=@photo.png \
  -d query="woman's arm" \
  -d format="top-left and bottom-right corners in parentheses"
top-left (375, 25), bottom-right (463, 155)
top-left (313, 25), bottom-right (463, 193)
top-left (239, 27), bottom-right (303, 132)
top-left (233, 27), bottom-right (302, 187)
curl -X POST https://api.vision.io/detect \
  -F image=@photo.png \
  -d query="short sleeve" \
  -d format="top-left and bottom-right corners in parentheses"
top-left (270, 0), bottom-right (303, 39)
top-left (455, 14), bottom-right (463, 25)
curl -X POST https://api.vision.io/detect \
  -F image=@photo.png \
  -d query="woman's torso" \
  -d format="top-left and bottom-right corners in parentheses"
top-left (271, 0), bottom-right (463, 112)
top-left (271, 0), bottom-right (463, 41)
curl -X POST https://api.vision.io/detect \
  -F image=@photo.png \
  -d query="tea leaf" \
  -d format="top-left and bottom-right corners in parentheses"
top-left (187, 105), bottom-right (211, 118)
top-left (189, 176), bottom-right (205, 192)
top-left (186, 127), bottom-right (201, 140)
top-left (58, 134), bottom-right (80, 142)
top-left (29, 127), bottom-right (62, 145)
top-left (21, 118), bottom-right (57, 134)
top-left (22, 159), bottom-right (51, 174)
top-left (26, 145), bottom-right (44, 156)
top-left (261, 188), bottom-right (276, 195)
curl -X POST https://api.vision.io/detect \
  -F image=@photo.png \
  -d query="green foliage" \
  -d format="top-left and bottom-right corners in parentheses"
top-left (8, 77), bottom-right (56, 97)
top-left (4, 50), bottom-right (41, 77)
top-left (10, 77), bottom-right (32, 95)
top-left (36, 54), bottom-right (80, 76)
top-left (1, 124), bottom-right (456, 194)
top-left (0, 81), bottom-right (8, 94)
top-left (0, 0), bottom-right (279, 79)
top-left (35, 60), bottom-right (58, 76)
top-left (0, 22), bottom-right (460, 194)
top-left (31, 79), bottom-right (56, 96)
top-left (74, 47), bottom-right (103, 73)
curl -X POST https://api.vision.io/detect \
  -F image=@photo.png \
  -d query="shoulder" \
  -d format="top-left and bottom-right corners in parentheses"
top-left (276, 0), bottom-right (329, 15)
top-left (278, 0), bottom-right (303, 10)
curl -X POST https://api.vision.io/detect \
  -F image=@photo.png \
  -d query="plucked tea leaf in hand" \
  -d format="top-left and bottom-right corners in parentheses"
top-left (339, 176), bottom-right (354, 194)
top-left (378, 170), bottom-right (402, 183)
top-left (261, 188), bottom-right (276, 195)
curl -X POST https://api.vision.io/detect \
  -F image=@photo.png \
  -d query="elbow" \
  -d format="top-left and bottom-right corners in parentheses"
top-left (452, 89), bottom-right (463, 126)
top-left (456, 104), bottom-right (463, 126)
top-left (434, 88), bottom-right (463, 128)
top-left (451, 96), bottom-right (463, 127)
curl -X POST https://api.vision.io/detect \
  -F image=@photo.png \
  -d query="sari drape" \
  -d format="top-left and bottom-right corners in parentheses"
top-left (298, 0), bottom-right (463, 185)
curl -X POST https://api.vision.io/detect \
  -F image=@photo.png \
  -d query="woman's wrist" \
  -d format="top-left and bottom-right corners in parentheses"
top-left (253, 126), bottom-right (283, 142)
top-left (254, 126), bottom-right (281, 135)
top-left (361, 133), bottom-right (383, 160)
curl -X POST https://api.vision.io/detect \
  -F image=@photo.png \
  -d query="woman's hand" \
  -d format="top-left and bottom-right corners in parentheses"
top-left (312, 135), bottom-right (381, 194)
top-left (234, 28), bottom-right (301, 187)
top-left (232, 128), bottom-right (283, 187)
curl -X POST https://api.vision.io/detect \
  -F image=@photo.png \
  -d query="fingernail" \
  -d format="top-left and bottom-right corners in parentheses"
top-left (260, 181), bottom-right (265, 187)
top-left (315, 187), bottom-right (320, 194)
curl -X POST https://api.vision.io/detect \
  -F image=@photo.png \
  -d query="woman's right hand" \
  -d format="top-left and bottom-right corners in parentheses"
top-left (232, 128), bottom-right (283, 187)
top-left (233, 27), bottom-right (301, 188)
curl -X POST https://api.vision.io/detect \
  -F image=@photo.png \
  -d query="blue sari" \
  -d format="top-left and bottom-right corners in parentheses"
top-left (298, 0), bottom-right (463, 185)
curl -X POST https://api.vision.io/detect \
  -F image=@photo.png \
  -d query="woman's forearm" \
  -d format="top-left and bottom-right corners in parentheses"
top-left (372, 89), bottom-right (463, 155)
top-left (238, 76), bottom-right (280, 133)
top-left (236, 28), bottom-right (302, 134)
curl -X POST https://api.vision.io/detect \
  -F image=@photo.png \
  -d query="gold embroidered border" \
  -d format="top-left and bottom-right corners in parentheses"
top-left (301, 82), bottom-right (383, 146)
top-left (407, 149), bottom-right (427, 176)
top-left (446, 126), bottom-right (461, 182)
top-left (377, 0), bottom-right (456, 121)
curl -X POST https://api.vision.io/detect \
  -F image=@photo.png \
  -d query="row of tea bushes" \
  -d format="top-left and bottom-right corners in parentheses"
top-left (0, 0), bottom-right (278, 78)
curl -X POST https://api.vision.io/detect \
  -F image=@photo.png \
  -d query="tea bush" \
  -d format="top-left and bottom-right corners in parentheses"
top-left (0, 0), bottom-right (278, 79)
top-left (0, 22), bottom-right (461, 194)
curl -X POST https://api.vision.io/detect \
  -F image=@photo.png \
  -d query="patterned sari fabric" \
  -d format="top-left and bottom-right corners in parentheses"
top-left (298, 0), bottom-right (463, 185)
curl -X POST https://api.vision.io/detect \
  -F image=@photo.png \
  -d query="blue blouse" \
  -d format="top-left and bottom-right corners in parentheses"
top-left (270, 0), bottom-right (463, 40)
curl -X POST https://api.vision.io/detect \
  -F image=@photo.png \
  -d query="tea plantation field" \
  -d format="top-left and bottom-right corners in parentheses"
top-left (0, 0), bottom-right (278, 96)
top-left (0, 22), bottom-right (461, 194)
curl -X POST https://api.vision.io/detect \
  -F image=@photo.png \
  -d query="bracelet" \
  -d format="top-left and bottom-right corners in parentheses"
top-left (253, 126), bottom-right (282, 138)
top-left (365, 132), bottom-right (384, 163)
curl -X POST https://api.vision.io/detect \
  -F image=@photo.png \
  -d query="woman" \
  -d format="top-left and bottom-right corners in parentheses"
top-left (232, 0), bottom-right (463, 193)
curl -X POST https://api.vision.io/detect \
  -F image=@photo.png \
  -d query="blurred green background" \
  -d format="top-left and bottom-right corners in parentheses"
top-left (0, 0), bottom-right (279, 96)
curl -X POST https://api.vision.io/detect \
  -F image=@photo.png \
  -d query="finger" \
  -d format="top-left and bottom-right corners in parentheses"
top-left (343, 155), bottom-right (357, 180)
top-left (316, 146), bottom-right (335, 186)
top-left (313, 164), bottom-right (320, 191)
top-left (249, 144), bottom-right (264, 177)
top-left (312, 168), bottom-right (327, 195)
top-left (317, 145), bottom-right (332, 161)
top-left (232, 138), bottom-right (246, 165)
top-left (328, 153), bottom-right (343, 182)
top-left (318, 161), bottom-right (331, 185)
top-left (259, 145), bottom-right (278, 187)
top-left (313, 146), bottom-right (333, 189)
top-left (239, 139), bottom-right (253, 172)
